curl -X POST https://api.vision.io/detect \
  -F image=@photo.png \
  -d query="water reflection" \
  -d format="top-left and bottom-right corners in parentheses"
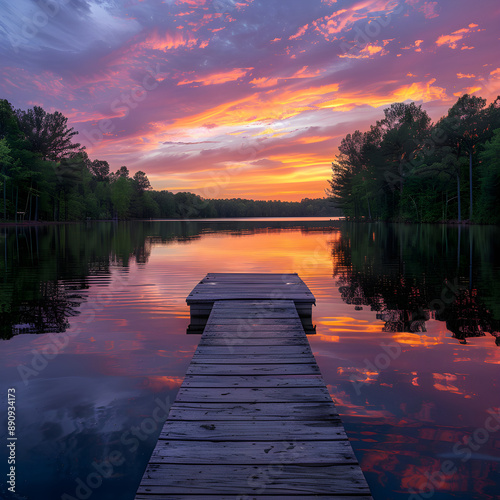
top-left (0, 221), bottom-right (341, 340)
top-left (332, 223), bottom-right (500, 346)
top-left (0, 220), bottom-right (499, 500)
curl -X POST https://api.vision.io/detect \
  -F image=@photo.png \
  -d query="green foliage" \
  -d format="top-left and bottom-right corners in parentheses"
top-left (16, 105), bottom-right (82, 160)
top-left (111, 176), bottom-right (132, 219)
top-left (478, 129), bottom-right (500, 223)
top-left (328, 94), bottom-right (500, 223)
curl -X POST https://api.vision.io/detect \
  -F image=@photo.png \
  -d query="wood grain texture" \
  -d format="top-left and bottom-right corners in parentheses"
top-left (137, 495), bottom-right (374, 499)
top-left (149, 439), bottom-right (358, 464)
top-left (159, 419), bottom-right (346, 441)
top-left (137, 464), bottom-right (371, 496)
top-left (186, 363), bottom-right (321, 376)
top-left (180, 375), bottom-right (325, 387)
top-left (167, 402), bottom-right (339, 420)
top-left (175, 386), bottom-right (331, 403)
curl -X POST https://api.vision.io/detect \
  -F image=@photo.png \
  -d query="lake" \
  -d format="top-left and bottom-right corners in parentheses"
top-left (1, 219), bottom-right (499, 500)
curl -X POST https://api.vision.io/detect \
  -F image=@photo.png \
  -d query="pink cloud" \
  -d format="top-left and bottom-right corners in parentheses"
top-left (178, 68), bottom-right (253, 86)
top-left (289, 24), bottom-right (309, 40)
top-left (435, 24), bottom-right (479, 49)
top-left (142, 29), bottom-right (198, 51)
top-left (422, 2), bottom-right (439, 19)
top-left (339, 43), bottom-right (388, 59)
top-left (312, 0), bottom-right (401, 41)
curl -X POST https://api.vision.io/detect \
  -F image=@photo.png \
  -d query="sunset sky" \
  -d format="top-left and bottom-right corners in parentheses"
top-left (1, 0), bottom-right (500, 201)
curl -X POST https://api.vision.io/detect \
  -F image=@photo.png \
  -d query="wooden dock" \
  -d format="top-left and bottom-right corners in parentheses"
top-left (136, 274), bottom-right (372, 499)
top-left (186, 273), bottom-right (316, 334)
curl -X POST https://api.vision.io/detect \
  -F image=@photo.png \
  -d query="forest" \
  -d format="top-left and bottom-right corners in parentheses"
top-left (328, 94), bottom-right (500, 223)
top-left (0, 99), bottom-right (338, 222)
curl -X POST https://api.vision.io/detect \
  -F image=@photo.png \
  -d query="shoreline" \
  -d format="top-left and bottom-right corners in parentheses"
top-left (0, 218), bottom-right (497, 227)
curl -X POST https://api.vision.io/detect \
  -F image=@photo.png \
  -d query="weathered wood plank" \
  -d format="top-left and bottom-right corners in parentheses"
top-left (189, 356), bottom-right (315, 364)
top-left (211, 302), bottom-right (297, 308)
top-left (202, 318), bottom-right (303, 325)
top-left (208, 312), bottom-right (299, 319)
top-left (159, 419), bottom-right (346, 441)
top-left (191, 288), bottom-right (308, 292)
top-left (205, 274), bottom-right (301, 279)
top-left (188, 293), bottom-right (313, 299)
top-left (189, 357), bottom-right (315, 364)
top-left (137, 464), bottom-right (371, 495)
top-left (194, 346), bottom-right (312, 356)
top-left (181, 375), bottom-right (324, 387)
top-left (186, 363), bottom-right (321, 376)
top-left (210, 304), bottom-right (300, 311)
top-left (202, 327), bottom-right (306, 335)
top-left (149, 439), bottom-right (357, 465)
top-left (199, 336), bottom-right (309, 346)
top-left (137, 495), bottom-right (374, 500)
top-left (189, 292), bottom-right (312, 296)
top-left (167, 402), bottom-right (339, 420)
top-left (175, 386), bottom-right (331, 403)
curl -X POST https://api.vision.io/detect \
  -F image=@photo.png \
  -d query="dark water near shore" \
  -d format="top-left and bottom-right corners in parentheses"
top-left (0, 220), bottom-right (499, 500)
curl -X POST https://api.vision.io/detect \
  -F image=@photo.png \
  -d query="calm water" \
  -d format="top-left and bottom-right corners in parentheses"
top-left (0, 220), bottom-right (499, 500)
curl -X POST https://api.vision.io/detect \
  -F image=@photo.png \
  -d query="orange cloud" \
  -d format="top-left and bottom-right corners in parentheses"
top-left (436, 33), bottom-right (463, 49)
top-left (176, 0), bottom-right (207, 5)
top-left (250, 76), bottom-right (280, 88)
top-left (178, 67), bottom-right (253, 86)
top-left (313, 0), bottom-right (397, 41)
top-left (457, 73), bottom-right (476, 78)
top-left (453, 86), bottom-right (482, 97)
top-left (167, 81), bottom-right (341, 132)
top-left (436, 24), bottom-right (478, 49)
top-left (321, 78), bottom-right (448, 111)
top-left (402, 39), bottom-right (424, 52)
top-left (250, 66), bottom-right (322, 87)
top-left (339, 43), bottom-right (387, 59)
top-left (289, 24), bottom-right (309, 40)
top-left (296, 136), bottom-right (331, 144)
top-left (143, 29), bottom-right (198, 51)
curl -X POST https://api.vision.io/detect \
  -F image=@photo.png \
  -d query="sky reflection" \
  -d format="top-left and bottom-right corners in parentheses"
top-left (0, 220), bottom-right (499, 499)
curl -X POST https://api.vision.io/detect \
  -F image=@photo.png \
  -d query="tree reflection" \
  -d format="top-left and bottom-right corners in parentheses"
top-left (0, 223), bottom-right (156, 339)
top-left (1, 220), bottom-right (341, 339)
top-left (333, 223), bottom-right (500, 345)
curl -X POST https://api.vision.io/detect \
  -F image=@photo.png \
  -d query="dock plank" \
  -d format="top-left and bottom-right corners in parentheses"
top-left (167, 402), bottom-right (339, 420)
top-left (186, 363), bottom-right (321, 376)
top-left (194, 345), bottom-right (312, 356)
top-left (181, 375), bottom-right (324, 387)
top-left (199, 336), bottom-right (309, 345)
top-left (137, 496), bottom-right (374, 500)
top-left (175, 386), bottom-right (331, 403)
top-left (137, 464), bottom-right (371, 496)
top-left (159, 419), bottom-right (346, 441)
top-left (149, 439), bottom-right (357, 464)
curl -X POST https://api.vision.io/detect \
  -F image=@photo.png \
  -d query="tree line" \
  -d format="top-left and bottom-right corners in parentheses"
top-left (327, 94), bottom-right (500, 223)
top-left (0, 99), bottom-right (338, 222)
